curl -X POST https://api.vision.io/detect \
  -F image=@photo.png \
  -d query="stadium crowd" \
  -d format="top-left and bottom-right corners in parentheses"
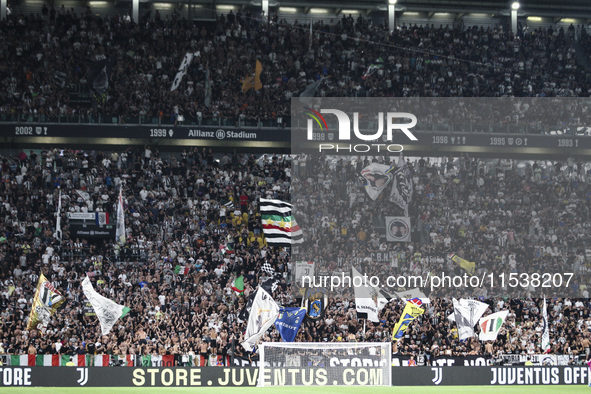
top-left (0, 146), bottom-right (590, 365)
top-left (0, 1), bottom-right (590, 367)
top-left (0, 9), bottom-right (590, 126)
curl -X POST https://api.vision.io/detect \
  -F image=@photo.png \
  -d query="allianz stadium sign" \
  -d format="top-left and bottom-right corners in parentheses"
top-left (3, 123), bottom-right (591, 158)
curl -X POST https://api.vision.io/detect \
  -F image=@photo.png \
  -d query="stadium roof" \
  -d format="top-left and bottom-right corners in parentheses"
top-left (209, 0), bottom-right (591, 19)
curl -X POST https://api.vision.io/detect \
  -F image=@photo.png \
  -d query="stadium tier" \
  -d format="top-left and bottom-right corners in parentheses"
top-left (0, 10), bottom-right (590, 125)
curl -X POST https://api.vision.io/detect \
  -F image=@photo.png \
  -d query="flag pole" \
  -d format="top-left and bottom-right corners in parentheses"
top-left (363, 319), bottom-right (366, 337)
top-left (116, 186), bottom-right (125, 246)
top-left (231, 339), bottom-right (236, 366)
top-left (55, 188), bottom-right (62, 246)
top-left (309, 20), bottom-right (312, 52)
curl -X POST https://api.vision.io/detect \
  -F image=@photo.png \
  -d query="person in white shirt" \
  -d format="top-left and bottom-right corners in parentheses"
top-left (214, 265), bottom-right (224, 278)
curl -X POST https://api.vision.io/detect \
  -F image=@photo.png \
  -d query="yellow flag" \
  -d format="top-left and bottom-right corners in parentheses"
top-left (254, 60), bottom-right (262, 90)
top-left (449, 253), bottom-right (475, 275)
top-left (391, 301), bottom-right (424, 342)
top-left (27, 273), bottom-right (66, 333)
top-left (242, 60), bottom-right (263, 92)
top-left (242, 76), bottom-right (253, 93)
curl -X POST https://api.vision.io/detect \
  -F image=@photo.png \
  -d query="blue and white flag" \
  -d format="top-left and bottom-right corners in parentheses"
top-left (275, 307), bottom-right (306, 342)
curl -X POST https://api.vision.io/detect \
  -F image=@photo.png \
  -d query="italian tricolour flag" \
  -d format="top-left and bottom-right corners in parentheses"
top-left (219, 244), bottom-right (234, 255)
top-left (231, 275), bottom-right (244, 294)
top-left (174, 265), bottom-right (190, 275)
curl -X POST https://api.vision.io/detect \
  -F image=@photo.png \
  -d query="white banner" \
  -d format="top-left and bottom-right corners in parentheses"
top-left (294, 261), bottom-right (314, 288)
top-left (499, 354), bottom-right (571, 366)
top-left (385, 216), bottom-right (411, 242)
top-left (67, 212), bottom-right (96, 220)
top-left (67, 212), bottom-right (109, 225)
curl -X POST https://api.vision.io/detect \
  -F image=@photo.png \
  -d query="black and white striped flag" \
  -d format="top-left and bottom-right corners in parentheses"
top-left (260, 198), bottom-right (303, 247)
top-left (54, 71), bottom-right (67, 88)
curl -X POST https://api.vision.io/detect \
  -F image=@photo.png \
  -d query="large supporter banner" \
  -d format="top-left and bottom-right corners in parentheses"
top-left (1, 366), bottom-right (591, 387)
top-left (500, 354), bottom-right (572, 366)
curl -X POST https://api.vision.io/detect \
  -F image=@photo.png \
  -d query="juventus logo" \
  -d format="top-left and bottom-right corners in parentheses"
top-left (431, 367), bottom-right (442, 385)
top-left (77, 367), bottom-right (88, 386)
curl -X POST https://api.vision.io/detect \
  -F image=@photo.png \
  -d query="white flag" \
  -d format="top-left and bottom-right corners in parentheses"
top-left (116, 188), bottom-right (125, 245)
top-left (82, 277), bottom-right (130, 336)
top-left (54, 190), bottom-right (62, 242)
top-left (171, 52), bottom-right (194, 91)
top-left (452, 298), bottom-right (489, 340)
top-left (241, 287), bottom-right (279, 352)
top-left (361, 163), bottom-right (393, 200)
top-left (352, 267), bottom-right (391, 322)
top-left (541, 297), bottom-right (550, 351)
top-left (76, 189), bottom-right (91, 202)
top-left (395, 287), bottom-right (430, 304)
top-left (478, 310), bottom-right (509, 341)
top-left (299, 78), bottom-right (323, 98)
